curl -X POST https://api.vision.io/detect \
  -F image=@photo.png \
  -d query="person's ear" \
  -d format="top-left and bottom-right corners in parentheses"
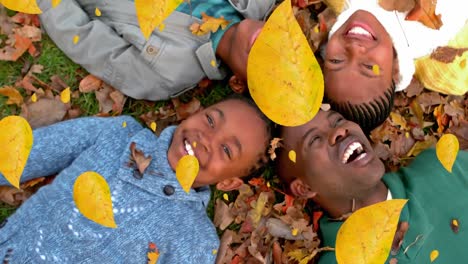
top-left (216, 177), bottom-right (244, 191)
top-left (229, 75), bottom-right (247, 94)
top-left (290, 178), bottom-right (317, 199)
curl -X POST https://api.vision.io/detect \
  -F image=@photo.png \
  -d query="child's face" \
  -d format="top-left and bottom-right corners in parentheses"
top-left (281, 110), bottom-right (384, 201)
top-left (167, 99), bottom-right (268, 189)
top-left (324, 10), bottom-right (396, 105)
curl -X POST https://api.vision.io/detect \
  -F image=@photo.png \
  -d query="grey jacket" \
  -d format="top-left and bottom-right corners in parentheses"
top-left (38, 0), bottom-right (275, 101)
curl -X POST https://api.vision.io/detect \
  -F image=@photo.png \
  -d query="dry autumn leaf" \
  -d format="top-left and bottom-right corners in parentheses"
top-left (147, 242), bottom-right (160, 264)
top-left (135, 0), bottom-right (184, 39)
top-left (0, 86), bottom-right (24, 106)
top-left (378, 0), bottom-right (415, 12)
top-left (175, 155), bottom-right (199, 193)
top-left (130, 142), bottom-right (152, 175)
top-left (0, 116), bottom-right (33, 188)
top-left (1, 0), bottom-right (42, 14)
top-left (336, 199), bottom-right (408, 264)
top-left (322, 0), bottom-right (346, 14)
top-left (247, 0), bottom-right (324, 126)
top-left (406, 0), bottom-right (442, 30)
top-left (190, 13), bottom-right (230, 36)
top-left (436, 134), bottom-right (459, 173)
top-left (79, 74), bottom-right (103, 93)
top-left (73, 171), bottom-right (117, 228)
top-left (414, 22), bottom-right (468, 96)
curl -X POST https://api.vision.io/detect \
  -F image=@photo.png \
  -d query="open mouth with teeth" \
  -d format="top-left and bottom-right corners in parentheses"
top-left (341, 142), bottom-right (367, 164)
top-left (346, 26), bottom-right (375, 40)
top-left (184, 139), bottom-right (195, 156)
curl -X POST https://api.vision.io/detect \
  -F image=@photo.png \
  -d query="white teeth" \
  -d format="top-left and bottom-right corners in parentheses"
top-left (184, 140), bottom-right (194, 156)
top-left (341, 142), bottom-right (364, 164)
top-left (347, 26), bottom-right (372, 38)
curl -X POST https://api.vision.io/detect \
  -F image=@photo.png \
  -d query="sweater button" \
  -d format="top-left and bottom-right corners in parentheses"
top-left (146, 45), bottom-right (158, 55)
top-left (163, 185), bottom-right (175, 196)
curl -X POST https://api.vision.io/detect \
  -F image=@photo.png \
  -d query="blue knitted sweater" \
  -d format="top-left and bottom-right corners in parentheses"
top-left (0, 116), bottom-right (219, 263)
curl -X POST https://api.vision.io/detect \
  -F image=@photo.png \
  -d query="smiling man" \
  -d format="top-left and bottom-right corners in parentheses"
top-left (277, 110), bottom-right (468, 263)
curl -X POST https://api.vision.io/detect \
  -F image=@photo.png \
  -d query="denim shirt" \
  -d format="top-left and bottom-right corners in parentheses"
top-left (37, 0), bottom-right (275, 101)
top-left (0, 116), bottom-right (218, 263)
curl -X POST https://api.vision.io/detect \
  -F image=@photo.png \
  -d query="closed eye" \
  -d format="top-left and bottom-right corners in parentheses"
top-left (222, 144), bottom-right (232, 159)
top-left (308, 136), bottom-right (320, 146)
top-left (334, 116), bottom-right (345, 127)
top-left (329, 59), bottom-right (343, 64)
top-left (363, 64), bottom-right (373, 70)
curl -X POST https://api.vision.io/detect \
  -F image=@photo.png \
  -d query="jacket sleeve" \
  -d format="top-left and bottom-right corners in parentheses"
top-left (37, 0), bottom-right (175, 100)
top-left (227, 0), bottom-right (276, 20)
top-left (0, 116), bottom-right (139, 186)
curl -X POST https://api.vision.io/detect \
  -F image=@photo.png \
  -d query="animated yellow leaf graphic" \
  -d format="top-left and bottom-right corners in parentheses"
top-left (372, 64), bottom-right (380, 75)
top-left (0, 116), bottom-right (33, 189)
top-left (73, 35), bottom-right (80, 44)
top-left (150, 121), bottom-right (157, 132)
top-left (288, 150), bottom-right (296, 163)
top-left (95, 7), bottom-right (102, 17)
top-left (51, 0), bottom-right (61, 8)
top-left (430, 250), bottom-right (439, 262)
top-left (31, 93), bottom-right (37, 102)
top-left (73, 171), bottom-right (117, 228)
top-left (247, 0), bottom-right (324, 126)
top-left (147, 242), bottom-right (159, 264)
top-left (336, 199), bottom-right (408, 264)
top-left (1, 0), bottom-right (42, 14)
top-left (175, 155), bottom-right (199, 193)
top-left (190, 13), bottom-right (230, 36)
top-left (135, 0), bottom-right (184, 39)
top-left (60, 87), bottom-right (71, 103)
top-left (415, 21), bottom-right (468, 95)
top-left (436, 134), bottom-right (459, 173)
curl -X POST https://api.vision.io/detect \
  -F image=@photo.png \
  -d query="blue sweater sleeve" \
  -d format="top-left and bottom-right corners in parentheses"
top-left (177, 0), bottom-right (242, 52)
top-left (0, 116), bottom-right (140, 186)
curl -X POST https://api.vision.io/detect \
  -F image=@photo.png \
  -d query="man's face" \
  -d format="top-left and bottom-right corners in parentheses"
top-left (324, 10), bottom-right (396, 104)
top-left (167, 99), bottom-right (268, 188)
top-left (282, 110), bottom-right (385, 201)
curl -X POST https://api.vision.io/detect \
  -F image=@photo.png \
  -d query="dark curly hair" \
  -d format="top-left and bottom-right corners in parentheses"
top-left (326, 80), bottom-right (395, 133)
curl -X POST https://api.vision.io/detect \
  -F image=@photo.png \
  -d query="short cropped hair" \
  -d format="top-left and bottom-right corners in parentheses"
top-left (326, 80), bottom-right (395, 133)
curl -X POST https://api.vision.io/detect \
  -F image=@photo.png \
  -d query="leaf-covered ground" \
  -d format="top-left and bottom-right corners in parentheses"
top-left (0, 2), bottom-right (467, 263)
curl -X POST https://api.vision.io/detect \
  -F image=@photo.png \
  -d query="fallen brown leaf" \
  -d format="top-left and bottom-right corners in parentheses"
top-left (0, 86), bottom-right (23, 106)
top-left (79, 74), bottom-right (103, 93)
top-left (21, 97), bottom-right (68, 128)
top-left (172, 97), bottom-right (202, 121)
top-left (130, 142), bottom-right (152, 175)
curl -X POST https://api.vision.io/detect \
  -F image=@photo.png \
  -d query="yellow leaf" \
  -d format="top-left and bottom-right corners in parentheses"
top-left (250, 191), bottom-right (268, 226)
top-left (73, 171), bottom-right (117, 228)
top-left (95, 7), bottom-right (102, 16)
top-left (147, 252), bottom-right (159, 264)
top-left (210, 60), bottom-right (216, 67)
top-left (414, 21), bottom-right (468, 95)
top-left (190, 13), bottom-right (230, 36)
top-left (51, 0), bottom-right (61, 8)
top-left (31, 93), bottom-right (37, 102)
top-left (0, 116), bottom-right (33, 189)
top-left (336, 199), bottom-right (408, 264)
top-left (291, 228), bottom-right (299, 236)
top-left (135, 0), bottom-right (184, 39)
top-left (122, 121), bottom-right (127, 128)
top-left (288, 150), bottom-right (296, 163)
top-left (436, 134), bottom-right (459, 173)
top-left (73, 35), bottom-right (80, 44)
top-left (60, 87), bottom-right (71, 104)
top-left (0, 86), bottom-right (24, 106)
top-left (452, 219), bottom-right (459, 227)
top-left (430, 250), bottom-right (439, 262)
top-left (192, 141), bottom-right (197, 148)
top-left (212, 249), bottom-right (218, 255)
top-left (390, 112), bottom-right (408, 130)
top-left (223, 193), bottom-right (229, 201)
top-left (247, 0), bottom-right (324, 126)
top-left (175, 155), bottom-right (199, 193)
top-left (150, 121), bottom-right (157, 132)
top-left (372, 64), bottom-right (380, 75)
top-left (1, 0), bottom-right (42, 14)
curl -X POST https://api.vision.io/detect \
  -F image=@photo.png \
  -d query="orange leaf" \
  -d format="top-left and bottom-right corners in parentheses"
top-left (406, 0), bottom-right (442, 30)
top-left (0, 34), bottom-right (32, 61)
top-left (190, 13), bottom-right (230, 36)
top-left (0, 86), bottom-right (24, 106)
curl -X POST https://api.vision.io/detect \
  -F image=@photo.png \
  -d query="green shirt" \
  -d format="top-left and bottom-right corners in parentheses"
top-left (318, 149), bottom-right (468, 264)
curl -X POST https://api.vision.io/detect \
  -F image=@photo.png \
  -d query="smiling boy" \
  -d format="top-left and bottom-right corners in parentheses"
top-left (278, 110), bottom-right (468, 263)
top-left (323, 0), bottom-right (467, 132)
top-left (0, 96), bottom-right (273, 263)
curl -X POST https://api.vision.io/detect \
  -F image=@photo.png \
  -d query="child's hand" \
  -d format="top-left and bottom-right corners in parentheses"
top-left (217, 19), bottom-right (264, 92)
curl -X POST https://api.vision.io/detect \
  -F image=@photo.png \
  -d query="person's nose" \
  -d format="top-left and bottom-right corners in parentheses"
top-left (328, 126), bottom-right (349, 146)
top-left (345, 41), bottom-right (366, 57)
top-left (197, 130), bottom-right (212, 154)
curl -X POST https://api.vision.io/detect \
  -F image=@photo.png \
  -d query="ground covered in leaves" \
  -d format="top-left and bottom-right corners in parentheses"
top-left (0, 2), bottom-right (467, 263)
